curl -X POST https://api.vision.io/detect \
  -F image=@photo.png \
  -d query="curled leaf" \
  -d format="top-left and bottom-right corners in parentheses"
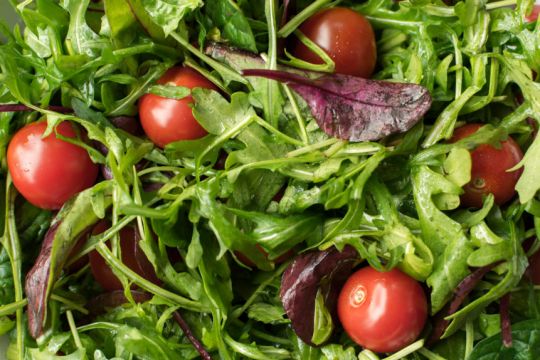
top-left (280, 245), bottom-right (358, 345)
top-left (243, 69), bottom-right (432, 142)
top-left (25, 184), bottom-right (113, 338)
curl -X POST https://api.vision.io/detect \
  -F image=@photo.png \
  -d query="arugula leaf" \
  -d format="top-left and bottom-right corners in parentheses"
top-left (412, 166), bottom-right (474, 313)
top-left (104, 0), bottom-right (144, 47)
top-left (147, 84), bottom-right (190, 99)
top-left (61, 0), bottom-right (108, 57)
top-left (203, 0), bottom-right (257, 52)
top-left (26, 182), bottom-right (113, 338)
top-left (469, 320), bottom-right (540, 360)
top-left (514, 134), bottom-right (540, 203)
top-left (134, 0), bottom-right (202, 37)
top-left (247, 303), bottom-right (288, 325)
top-left (0, 247), bottom-right (14, 305)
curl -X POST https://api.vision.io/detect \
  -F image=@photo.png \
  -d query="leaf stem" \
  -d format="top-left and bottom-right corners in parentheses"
top-left (4, 179), bottom-right (23, 360)
top-left (0, 299), bottom-right (27, 317)
top-left (96, 242), bottom-right (207, 312)
top-left (278, 0), bottom-right (334, 37)
top-left (283, 85), bottom-right (309, 145)
top-left (381, 339), bottom-right (424, 360)
top-left (171, 32), bottom-right (246, 85)
top-left (66, 310), bottom-right (83, 350)
top-left (50, 293), bottom-right (89, 315)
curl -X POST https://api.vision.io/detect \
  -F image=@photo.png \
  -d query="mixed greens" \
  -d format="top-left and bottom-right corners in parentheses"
top-left (1, 0), bottom-right (540, 359)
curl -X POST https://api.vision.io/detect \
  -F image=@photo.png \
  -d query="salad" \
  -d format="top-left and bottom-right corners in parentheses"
top-left (0, 0), bottom-right (540, 359)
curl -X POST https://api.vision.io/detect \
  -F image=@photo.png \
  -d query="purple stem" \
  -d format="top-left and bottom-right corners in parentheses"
top-left (429, 262), bottom-right (501, 343)
top-left (173, 311), bottom-right (213, 360)
top-left (0, 104), bottom-right (73, 113)
top-left (500, 293), bottom-right (512, 348)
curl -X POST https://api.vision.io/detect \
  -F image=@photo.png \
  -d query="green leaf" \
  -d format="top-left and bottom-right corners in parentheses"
top-left (444, 147), bottom-right (471, 187)
top-left (147, 84), bottom-right (190, 99)
top-left (62, 0), bottom-right (107, 57)
top-left (104, 0), bottom-right (142, 46)
top-left (227, 208), bottom-right (323, 257)
top-left (469, 320), bottom-right (540, 360)
top-left (25, 182), bottom-right (114, 338)
top-left (412, 166), bottom-right (474, 313)
top-left (515, 133), bottom-right (540, 203)
top-left (310, 289), bottom-right (333, 346)
top-left (204, 0), bottom-right (257, 52)
top-left (137, 0), bottom-right (202, 37)
top-left (185, 225), bottom-right (203, 269)
top-left (320, 344), bottom-right (357, 360)
top-left (0, 247), bottom-right (14, 305)
top-left (247, 303), bottom-right (288, 324)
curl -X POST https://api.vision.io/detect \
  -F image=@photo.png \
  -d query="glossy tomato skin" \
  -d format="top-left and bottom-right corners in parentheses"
top-left (451, 124), bottom-right (523, 208)
top-left (7, 121), bottom-right (98, 210)
top-left (89, 221), bottom-right (160, 291)
top-left (291, 7), bottom-right (377, 77)
top-left (337, 267), bottom-right (427, 353)
top-left (138, 66), bottom-right (217, 148)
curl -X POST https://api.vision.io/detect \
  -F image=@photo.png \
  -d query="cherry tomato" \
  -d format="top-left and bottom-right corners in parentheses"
top-left (337, 267), bottom-right (427, 353)
top-left (138, 66), bottom-right (218, 148)
top-left (7, 121), bottom-right (98, 210)
top-left (451, 124), bottom-right (523, 208)
top-left (290, 7), bottom-right (377, 77)
top-left (89, 221), bottom-right (160, 291)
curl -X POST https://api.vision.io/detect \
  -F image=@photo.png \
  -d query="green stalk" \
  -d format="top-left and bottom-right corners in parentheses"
top-left (170, 32), bottom-right (247, 85)
top-left (3, 179), bottom-right (23, 360)
top-left (66, 310), bottom-right (83, 350)
top-left (465, 319), bottom-right (474, 358)
top-left (381, 339), bottom-right (424, 360)
top-left (283, 85), bottom-right (309, 145)
top-left (278, 0), bottom-right (334, 37)
top-left (96, 242), bottom-right (207, 312)
top-left (0, 299), bottom-right (27, 317)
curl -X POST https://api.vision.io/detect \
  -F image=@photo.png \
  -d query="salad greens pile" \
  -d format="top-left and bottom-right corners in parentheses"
top-left (1, 0), bottom-right (540, 359)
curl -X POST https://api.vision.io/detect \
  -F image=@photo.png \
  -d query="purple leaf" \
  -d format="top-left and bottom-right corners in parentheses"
top-left (280, 245), bottom-right (358, 345)
top-left (25, 186), bottom-right (112, 338)
top-left (243, 69), bottom-right (432, 142)
top-left (429, 262), bottom-right (500, 344)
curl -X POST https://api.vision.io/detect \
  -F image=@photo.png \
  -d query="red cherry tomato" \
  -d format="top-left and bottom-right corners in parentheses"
top-left (89, 221), bottom-right (160, 291)
top-left (138, 66), bottom-right (217, 148)
top-left (7, 121), bottom-right (98, 210)
top-left (290, 7), bottom-right (377, 77)
top-left (451, 124), bottom-right (523, 208)
top-left (337, 267), bottom-right (427, 353)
